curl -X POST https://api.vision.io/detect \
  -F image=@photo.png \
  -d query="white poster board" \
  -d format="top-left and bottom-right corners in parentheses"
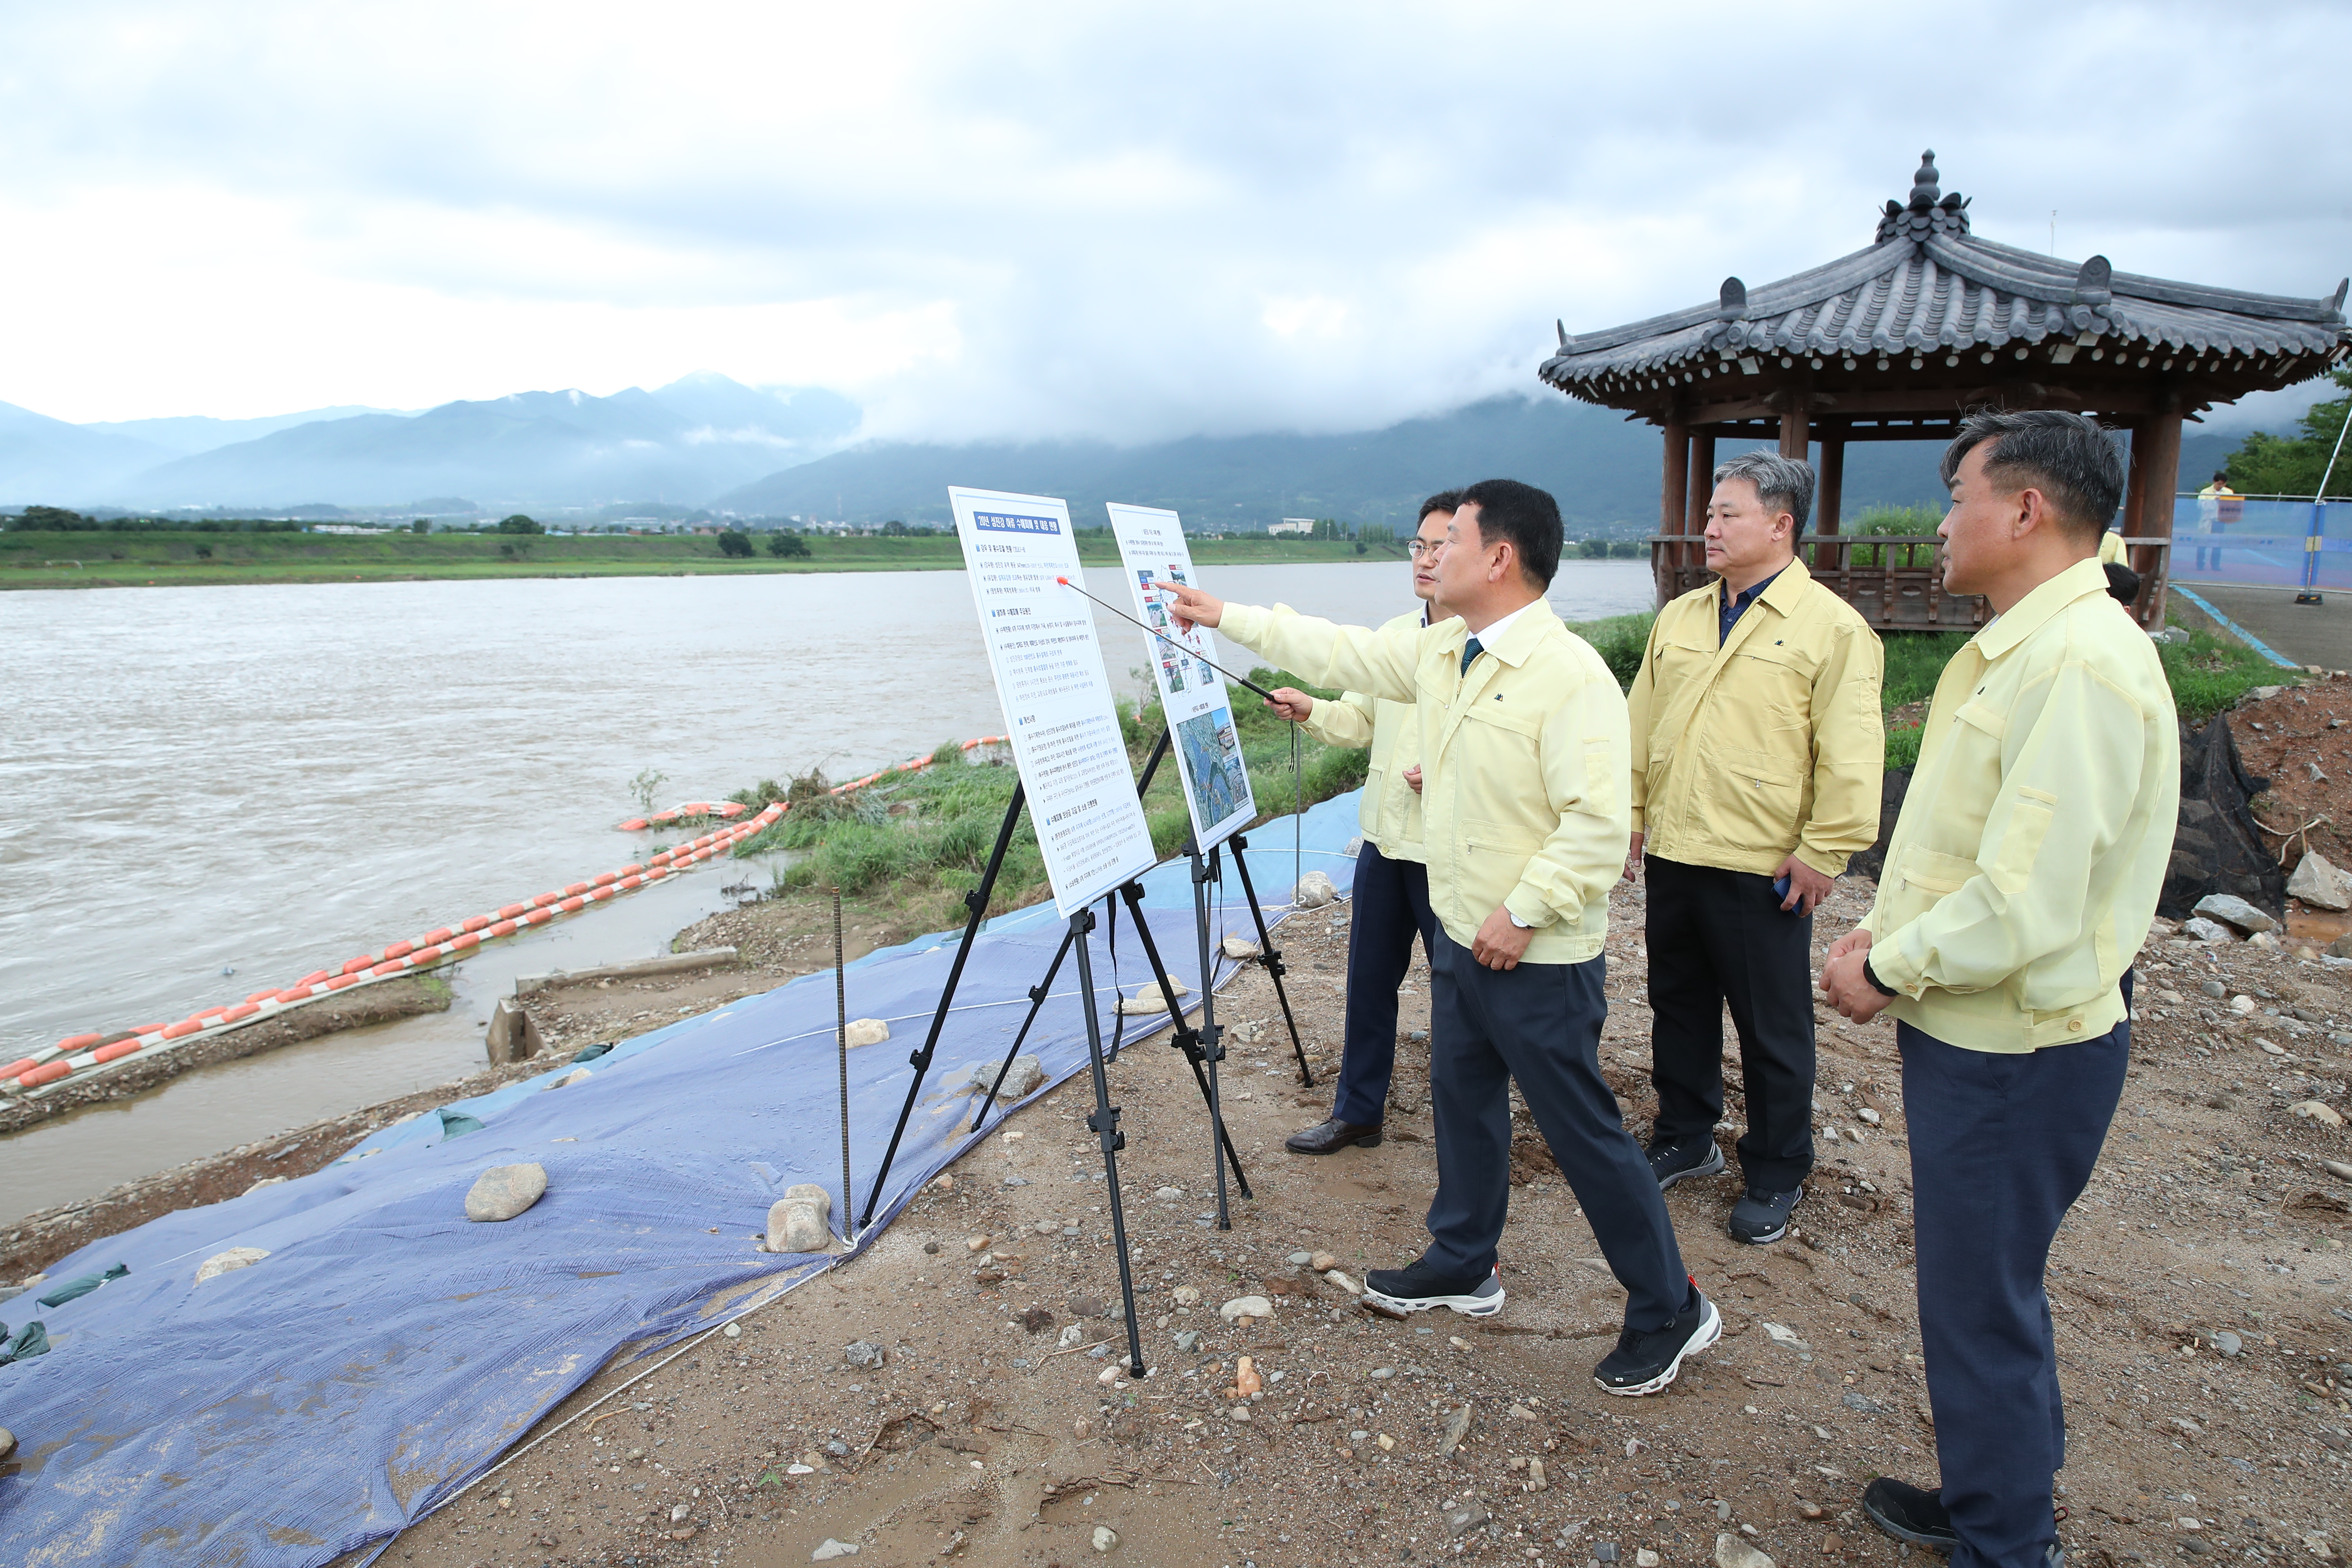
top-left (949, 487), bottom-right (1159, 918)
top-left (1105, 503), bottom-right (1257, 853)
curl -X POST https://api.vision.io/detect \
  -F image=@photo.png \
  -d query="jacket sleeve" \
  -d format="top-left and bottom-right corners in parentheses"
top-left (1866, 657), bottom-right (2148, 998)
top-left (1502, 665), bottom-right (1634, 930)
top-left (1793, 622), bottom-right (1886, 877)
top-left (1219, 603), bottom-right (1421, 704)
top-left (1623, 612), bottom-right (1667, 836)
top-left (1301, 692), bottom-right (1377, 749)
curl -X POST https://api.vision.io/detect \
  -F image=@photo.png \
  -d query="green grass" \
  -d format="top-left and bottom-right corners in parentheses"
top-left (0, 527), bottom-right (1396, 590)
top-left (2157, 628), bottom-right (2295, 723)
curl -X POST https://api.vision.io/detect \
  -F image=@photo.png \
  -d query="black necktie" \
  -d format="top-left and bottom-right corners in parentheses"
top-left (1460, 635), bottom-right (1484, 675)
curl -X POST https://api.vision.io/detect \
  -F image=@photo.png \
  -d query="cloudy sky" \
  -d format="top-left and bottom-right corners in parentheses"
top-left (2, 1), bottom-right (2345, 441)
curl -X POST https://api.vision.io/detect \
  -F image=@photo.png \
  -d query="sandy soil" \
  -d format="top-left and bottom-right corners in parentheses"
top-left (351, 878), bottom-right (2352, 1568)
top-left (2235, 678), bottom-right (2352, 882)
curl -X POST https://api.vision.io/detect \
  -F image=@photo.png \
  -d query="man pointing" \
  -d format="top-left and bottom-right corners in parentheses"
top-left (1157, 478), bottom-right (1718, 1397)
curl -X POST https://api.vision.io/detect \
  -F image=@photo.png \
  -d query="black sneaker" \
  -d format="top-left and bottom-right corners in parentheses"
top-left (1862, 1477), bottom-right (1957, 1554)
top-left (1593, 1283), bottom-right (1720, 1396)
top-left (1729, 1185), bottom-right (1803, 1245)
top-left (1646, 1136), bottom-right (1726, 1190)
top-left (1361, 1258), bottom-right (1505, 1318)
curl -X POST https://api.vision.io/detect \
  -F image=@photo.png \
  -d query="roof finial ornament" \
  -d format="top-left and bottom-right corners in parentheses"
top-left (1717, 277), bottom-right (1748, 322)
top-left (1909, 150), bottom-right (1941, 211)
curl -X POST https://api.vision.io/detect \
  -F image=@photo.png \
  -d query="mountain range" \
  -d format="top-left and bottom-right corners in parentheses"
top-left (2, 376), bottom-right (2238, 532)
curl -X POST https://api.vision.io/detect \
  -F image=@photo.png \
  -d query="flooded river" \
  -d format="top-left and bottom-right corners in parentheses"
top-left (0, 560), bottom-right (1652, 1218)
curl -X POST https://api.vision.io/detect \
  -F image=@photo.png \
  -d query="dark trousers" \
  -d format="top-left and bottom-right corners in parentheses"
top-left (1330, 840), bottom-right (1438, 1127)
top-left (1427, 931), bottom-right (1687, 1331)
top-left (1645, 855), bottom-right (1816, 1189)
top-left (1902, 1018), bottom-right (2128, 1568)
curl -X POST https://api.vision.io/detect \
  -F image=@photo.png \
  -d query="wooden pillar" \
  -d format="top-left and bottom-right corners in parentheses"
top-left (1778, 404), bottom-right (1810, 461)
top-left (2120, 418), bottom-right (2148, 540)
top-left (1816, 429), bottom-right (1845, 575)
top-left (2137, 400), bottom-right (2183, 627)
top-left (1686, 431), bottom-right (1717, 534)
top-left (1658, 414), bottom-right (1690, 606)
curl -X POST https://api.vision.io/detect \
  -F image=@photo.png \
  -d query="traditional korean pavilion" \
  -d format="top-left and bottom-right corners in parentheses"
top-left (1538, 152), bottom-right (2351, 628)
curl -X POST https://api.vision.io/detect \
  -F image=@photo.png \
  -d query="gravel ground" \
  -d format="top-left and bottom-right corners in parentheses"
top-left (365, 877), bottom-right (2352, 1568)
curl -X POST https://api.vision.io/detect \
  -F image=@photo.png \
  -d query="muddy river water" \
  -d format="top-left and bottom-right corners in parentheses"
top-left (0, 560), bottom-right (1651, 1219)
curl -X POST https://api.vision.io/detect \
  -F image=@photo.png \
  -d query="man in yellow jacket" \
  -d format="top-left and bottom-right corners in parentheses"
top-left (1157, 479), bottom-right (1718, 1398)
top-left (1263, 490), bottom-right (1457, 1155)
top-left (1626, 450), bottom-right (1884, 1244)
top-left (1820, 411), bottom-right (2178, 1568)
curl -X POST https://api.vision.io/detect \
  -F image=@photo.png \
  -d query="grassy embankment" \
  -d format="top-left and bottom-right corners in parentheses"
top-left (0, 528), bottom-right (1402, 590)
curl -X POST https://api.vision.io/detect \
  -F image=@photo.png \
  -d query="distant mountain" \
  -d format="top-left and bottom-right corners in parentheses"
top-left (0, 374), bottom-right (863, 511)
top-left (712, 395), bottom-right (1955, 534)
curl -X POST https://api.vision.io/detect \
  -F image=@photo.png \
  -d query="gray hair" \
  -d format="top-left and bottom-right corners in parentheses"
top-left (1712, 450), bottom-right (1815, 531)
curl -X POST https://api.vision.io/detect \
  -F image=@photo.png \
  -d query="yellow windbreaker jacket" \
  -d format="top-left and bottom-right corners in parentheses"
top-left (1221, 599), bottom-right (1628, 964)
top-left (1626, 557), bottom-right (1886, 877)
top-left (1300, 610), bottom-right (1430, 862)
top-left (1860, 558), bottom-right (2180, 1052)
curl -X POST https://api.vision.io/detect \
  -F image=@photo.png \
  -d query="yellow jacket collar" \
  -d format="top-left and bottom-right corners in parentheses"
top-left (1711, 555), bottom-right (1813, 619)
top-left (1451, 597), bottom-right (1561, 668)
top-left (1972, 557), bottom-right (2111, 661)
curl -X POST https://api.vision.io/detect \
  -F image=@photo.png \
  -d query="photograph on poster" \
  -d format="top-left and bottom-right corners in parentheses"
top-left (1104, 502), bottom-right (1258, 851)
top-left (947, 487), bottom-right (1158, 916)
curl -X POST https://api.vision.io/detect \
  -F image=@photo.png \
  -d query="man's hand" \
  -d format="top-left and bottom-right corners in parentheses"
top-left (1819, 927), bottom-right (1893, 1023)
top-left (1471, 905), bottom-right (1534, 971)
top-left (1264, 686), bottom-right (1314, 723)
top-left (1623, 830), bottom-right (1645, 883)
top-left (1772, 851), bottom-right (1835, 916)
top-left (1403, 765), bottom-right (1423, 794)
top-left (1153, 580), bottom-right (1224, 631)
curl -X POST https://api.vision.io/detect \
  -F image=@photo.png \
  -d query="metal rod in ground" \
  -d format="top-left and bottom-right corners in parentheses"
top-left (1115, 877), bottom-right (1250, 1201)
top-left (1189, 844), bottom-right (1233, 1231)
top-left (860, 781), bottom-right (1029, 1227)
top-left (836, 888), bottom-right (853, 1245)
top-left (1069, 906), bottom-right (1148, 1380)
top-left (1227, 831), bottom-right (1312, 1086)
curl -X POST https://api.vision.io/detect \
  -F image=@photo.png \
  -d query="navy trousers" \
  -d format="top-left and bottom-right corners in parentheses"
top-left (1329, 840), bottom-right (1439, 1127)
top-left (1901, 1017), bottom-right (2128, 1568)
top-left (1427, 931), bottom-right (1688, 1331)
top-left (1645, 855), bottom-right (1817, 1189)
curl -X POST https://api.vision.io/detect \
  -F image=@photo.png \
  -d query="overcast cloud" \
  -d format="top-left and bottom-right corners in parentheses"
top-left (1, 1), bottom-right (2344, 440)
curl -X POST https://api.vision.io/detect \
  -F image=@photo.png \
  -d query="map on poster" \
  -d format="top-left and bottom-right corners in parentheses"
top-left (948, 487), bottom-right (1158, 919)
top-left (1106, 503), bottom-right (1257, 853)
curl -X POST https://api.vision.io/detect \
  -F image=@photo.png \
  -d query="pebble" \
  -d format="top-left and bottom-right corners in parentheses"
top-left (542, 1067), bottom-right (593, 1090)
top-left (1221, 936), bottom-right (1262, 959)
top-left (2292, 1101), bottom-right (2346, 1128)
top-left (465, 1163), bottom-right (548, 1222)
top-left (843, 1340), bottom-right (885, 1369)
top-left (2209, 1329), bottom-right (2244, 1357)
top-left (1294, 871), bottom-right (1338, 909)
top-left (2321, 1159), bottom-right (2352, 1181)
top-left (1228, 1405), bottom-right (1252, 1422)
top-left (1841, 1391), bottom-right (1888, 1414)
top-left (1596, 1544), bottom-right (1619, 1563)
top-left (1219, 1294), bottom-right (1273, 1323)
top-left (1287, 1251), bottom-right (1313, 1266)
top-left (2194, 894), bottom-right (2279, 934)
top-left (1324, 1268), bottom-right (1363, 1294)
top-left (0, 1427), bottom-right (14, 1463)
top-left (1638, 1553), bottom-right (1662, 1568)
top-left (1154, 1187), bottom-right (1184, 1201)
top-left (194, 1246), bottom-right (270, 1285)
top-left (1716, 1534), bottom-right (1776, 1568)
top-left (1092, 1524), bottom-right (1119, 1553)
top-left (1310, 1251), bottom-right (1339, 1272)
top-left (722, 1323), bottom-right (741, 1339)
top-left (1438, 1403), bottom-right (1473, 1455)
top-left (1171, 1285), bottom-right (1202, 1307)
top-left (1173, 1330), bottom-right (1202, 1353)
top-left (2200, 979), bottom-right (2228, 999)
top-left (1761, 1322), bottom-right (1811, 1352)
top-left (1446, 1504), bottom-right (1492, 1538)
top-left (812, 1540), bottom-right (860, 1560)
top-left (1059, 1323), bottom-right (1085, 1349)
top-left (841, 1018), bottom-right (889, 1048)
top-left (2184, 918), bottom-right (2236, 944)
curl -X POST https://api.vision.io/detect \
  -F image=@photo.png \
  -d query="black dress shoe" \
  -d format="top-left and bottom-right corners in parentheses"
top-left (1285, 1118), bottom-right (1383, 1155)
top-left (1862, 1477), bottom-right (1957, 1554)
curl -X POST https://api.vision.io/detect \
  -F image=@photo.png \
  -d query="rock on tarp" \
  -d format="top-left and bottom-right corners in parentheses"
top-left (0, 791), bottom-right (1366, 1568)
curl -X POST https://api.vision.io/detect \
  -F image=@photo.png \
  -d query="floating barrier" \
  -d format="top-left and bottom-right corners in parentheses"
top-left (5, 737), bottom-right (1011, 1103)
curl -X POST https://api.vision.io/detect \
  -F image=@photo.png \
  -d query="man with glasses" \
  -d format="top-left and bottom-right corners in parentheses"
top-left (1264, 491), bottom-right (1458, 1155)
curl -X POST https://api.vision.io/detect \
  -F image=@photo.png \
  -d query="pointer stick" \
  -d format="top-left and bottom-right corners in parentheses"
top-left (1054, 576), bottom-right (1279, 703)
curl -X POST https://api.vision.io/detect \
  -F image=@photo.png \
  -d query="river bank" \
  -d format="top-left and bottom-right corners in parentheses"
top-left (0, 527), bottom-right (1395, 590)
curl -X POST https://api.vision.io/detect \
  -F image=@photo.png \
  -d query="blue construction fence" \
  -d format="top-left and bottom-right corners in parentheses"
top-left (2168, 495), bottom-right (2350, 594)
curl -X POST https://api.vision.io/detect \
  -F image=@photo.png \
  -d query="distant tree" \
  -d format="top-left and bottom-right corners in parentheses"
top-left (717, 528), bottom-right (755, 557)
top-left (881, 520), bottom-right (909, 536)
top-left (496, 513), bottom-right (545, 535)
top-left (5, 505), bottom-right (95, 532)
top-left (1359, 522), bottom-right (1397, 547)
top-left (2226, 368), bottom-right (2351, 497)
top-left (411, 519), bottom-right (431, 533)
top-left (766, 532), bottom-right (812, 559)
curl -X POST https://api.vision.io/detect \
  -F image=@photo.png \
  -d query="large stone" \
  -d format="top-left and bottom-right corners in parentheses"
top-left (769, 1185), bottom-right (836, 1253)
top-left (2288, 851), bottom-right (2352, 912)
top-left (842, 1018), bottom-right (890, 1048)
top-left (2195, 894), bottom-right (2279, 935)
top-left (1293, 871), bottom-right (1338, 909)
top-left (1220, 935), bottom-right (1261, 960)
top-left (1717, 1535), bottom-right (1776, 1568)
top-left (962, 1055), bottom-right (1043, 1100)
top-left (1219, 1294), bottom-right (1274, 1323)
top-left (484, 998), bottom-right (544, 1066)
top-left (1115, 980), bottom-right (1189, 1017)
top-left (2182, 917), bottom-right (2237, 943)
top-left (2291, 1100), bottom-right (2346, 1129)
top-left (194, 1247), bottom-right (270, 1285)
top-left (466, 1163), bottom-right (548, 1222)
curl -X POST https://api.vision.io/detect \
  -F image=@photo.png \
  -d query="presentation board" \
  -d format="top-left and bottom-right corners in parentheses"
top-left (948, 487), bottom-right (1159, 918)
top-left (1105, 503), bottom-right (1257, 853)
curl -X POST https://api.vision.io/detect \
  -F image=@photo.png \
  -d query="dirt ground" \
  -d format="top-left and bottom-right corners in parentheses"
top-left (2233, 678), bottom-right (2352, 879)
top-left (340, 876), bottom-right (2352, 1568)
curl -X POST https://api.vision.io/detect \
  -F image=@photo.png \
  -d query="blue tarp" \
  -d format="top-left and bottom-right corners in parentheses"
top-left (0, 794), bottom-right (1363, 1567)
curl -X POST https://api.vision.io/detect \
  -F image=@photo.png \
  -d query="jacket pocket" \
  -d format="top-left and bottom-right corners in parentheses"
top-left (1987, 798), bottom-right (2055, 897)
top-left (1463, 818), bottom-right (1542, 857)
top-left (1899, 845), bottom-right (1982, 895)
top-left (1698, 745), bottom-right (1806, 853)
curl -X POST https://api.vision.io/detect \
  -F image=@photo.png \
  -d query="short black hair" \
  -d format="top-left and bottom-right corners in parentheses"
top-left (1939, 409), bottom-right (2125, 544)
top-left (1417, 489), bottom-right (1462, 524)
top-left (2104, 559), bottom-right (2141, 606)
top-left (1454, 479), bottom-right (1563, 588)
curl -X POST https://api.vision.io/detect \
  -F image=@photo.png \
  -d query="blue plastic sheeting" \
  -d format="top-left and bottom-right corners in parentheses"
top-left (0, 792), bottom-right (1365, 1568)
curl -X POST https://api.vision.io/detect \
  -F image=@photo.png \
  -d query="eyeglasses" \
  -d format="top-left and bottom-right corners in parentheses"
top-left (1406, 539), bottom-right (1447, 559)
